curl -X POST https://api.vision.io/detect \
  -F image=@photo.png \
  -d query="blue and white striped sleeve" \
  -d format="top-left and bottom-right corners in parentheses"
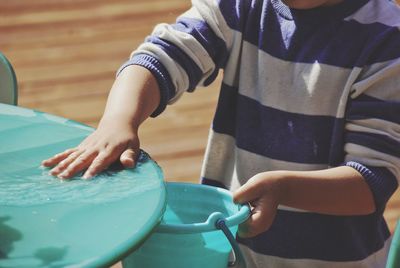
top-left (344, 58), bottom-right (400, 211)
top-left (119, 0), bottom-right (238, 116)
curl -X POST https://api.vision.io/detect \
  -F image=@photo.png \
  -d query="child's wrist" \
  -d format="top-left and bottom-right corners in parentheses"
top-left (98, 114), bottom-right (140, 132)
top-left (265, 170), bottom-right (294, 207)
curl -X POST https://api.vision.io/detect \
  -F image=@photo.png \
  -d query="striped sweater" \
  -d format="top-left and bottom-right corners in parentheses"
top-left (120, 0), bottom-right (400, 267)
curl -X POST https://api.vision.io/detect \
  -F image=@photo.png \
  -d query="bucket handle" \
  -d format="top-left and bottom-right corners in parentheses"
top-left (215, 218), bottom-right (246, 268)
top-left (157, 201), bottom-right (250, 234)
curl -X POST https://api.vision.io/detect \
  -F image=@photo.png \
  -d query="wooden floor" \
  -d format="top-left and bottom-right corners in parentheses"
top-left (1, 0), bottom-right (399, 251)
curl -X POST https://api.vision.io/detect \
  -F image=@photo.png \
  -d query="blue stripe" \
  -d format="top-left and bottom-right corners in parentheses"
top-left (236, 97), bottom-right (336, 164)
top-left (347, 94), bottom-right (400, 124)
top-left (346, 162), bottom-right (398, 210)
top-left (212, 83), bottom-right (237, 137)
top-left (173, 17), bottom-right (228, 81)
top-left (218, 0), bottom-right (252, 32)
top-left (145, 36), bottom-right (203, 92)
top-left (366, 165), bottom-right (399, 207)
top-left (219, 0), bottom-right (400, 67)
top-left (271, 0), bottom-right (370, 20)
top-left (258, 15), bottom-right (400, 68)
top-left (238, 210), bottom-right (390, 261)
top-left (346, 131), bottom-right (400, 158)
top-left (213, 84), bottom-right (340, 164)
top-left (328, 118), bottom-right (346, 166)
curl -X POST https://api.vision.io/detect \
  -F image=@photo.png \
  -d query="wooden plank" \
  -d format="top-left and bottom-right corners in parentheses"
top-left (0, 0), bottom-right (187, 27)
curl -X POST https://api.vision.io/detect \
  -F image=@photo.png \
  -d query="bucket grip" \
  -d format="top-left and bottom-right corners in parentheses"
top-left (216, 219), bottom-right (246, 268)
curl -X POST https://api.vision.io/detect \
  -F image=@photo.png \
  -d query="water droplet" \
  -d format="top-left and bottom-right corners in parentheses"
top-left (288, 121), bottom-right (294, 133)
top-left (313, 141), bottom-right (318, 156)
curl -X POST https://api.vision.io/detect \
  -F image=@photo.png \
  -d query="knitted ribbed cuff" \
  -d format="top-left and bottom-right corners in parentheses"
top-left (117, 54), bottom-right (175, 117)
top-left (345, 161), bottom-right (398, 211)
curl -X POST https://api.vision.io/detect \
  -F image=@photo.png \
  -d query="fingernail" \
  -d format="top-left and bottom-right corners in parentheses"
top-left (58, 171), bottom-right (68, 179)
top-left (83, 173), bottom-right (92, 179)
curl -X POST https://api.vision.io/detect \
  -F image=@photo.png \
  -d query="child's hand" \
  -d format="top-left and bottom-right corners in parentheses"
top-left (42, 119), bottom-right (140, 179)
top-left (233, 171), bottom-right (284, 238)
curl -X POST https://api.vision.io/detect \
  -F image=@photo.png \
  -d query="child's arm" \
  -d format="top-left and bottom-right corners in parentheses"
top-left (233, 166), bottom-right (376, 238)
top-left (42, 1), bottom-right (238, 178)
top-left (234, 53), bottom-right (400, 238)
top-left (42, 65), bottom-right (160, 179)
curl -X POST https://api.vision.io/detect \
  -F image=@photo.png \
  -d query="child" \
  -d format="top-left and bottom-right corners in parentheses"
top-left (43, 0), bottom-right (400, 267)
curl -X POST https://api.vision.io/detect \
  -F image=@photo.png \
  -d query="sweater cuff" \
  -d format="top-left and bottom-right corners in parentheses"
top-left (344, 161), bottom-right (398, 211)
top-left (117, 54), bottom-right (175, 117)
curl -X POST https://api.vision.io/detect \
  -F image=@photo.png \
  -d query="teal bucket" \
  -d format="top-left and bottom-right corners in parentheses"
top-left (122, 182), bottom-right (250, 268)
top-left (387, 220), bottom-right (400, 268)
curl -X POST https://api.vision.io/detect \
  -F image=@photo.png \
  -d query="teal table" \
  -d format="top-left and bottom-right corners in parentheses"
top-left (0, 103), bottom-right (166, 267)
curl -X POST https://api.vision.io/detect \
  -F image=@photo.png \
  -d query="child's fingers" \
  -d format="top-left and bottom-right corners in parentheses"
top-left (83, 151), bottom-right (118, 179)
top-left (42, 148), bottom-right (77, 167)
top-left (57, 150), bottom-right (98, 179)
top-left (233, 174), bottom-right (279, 238)
top-left (238, 197), bottom-right (277, 238)
top-left (233, 176), bottom-right (266, 204)
top-left (120, 148), bottom-right (137, 168)
top-left (238, 211), bottom-right (266, 238)
top-left (49, 150), bottom-right (83, 176)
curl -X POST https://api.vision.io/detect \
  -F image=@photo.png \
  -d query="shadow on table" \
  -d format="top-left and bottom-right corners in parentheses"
top-left (0, 216), bottom-right (68, 267)
top-left (34, 246), bottom-right (68, 267)
top-left (0, 216), bottom-right (22, 259)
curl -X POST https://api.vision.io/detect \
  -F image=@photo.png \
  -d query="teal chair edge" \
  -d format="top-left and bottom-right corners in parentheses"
top-left (0, 51), bottom-right (18, 105)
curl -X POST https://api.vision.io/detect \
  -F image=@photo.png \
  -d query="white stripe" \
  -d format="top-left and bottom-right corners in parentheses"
top-left (201, 130), bottom-right (236, 186)
top-left (240, 237), bottom-right (391, 268)
top-left (179, 5), bottom-right (203, 21)
top-left (152, 22), bottom-right (216, 84)
top-left (234, 139), bottom-right (328, 213)
top-left (344, 143), bottom-right (400, 180)
top-left (345, 0), bottom-right (400, 28)
top-left (202, 131), bottom-right (327, 213)
top-left (201, 129), bottom-right (329, 207)
top-left (351, 58), bottom-right (400, 101)
top-left (237, 41), bottom-right (357, 117)
top-left (234, 147), bottom-right (329, 184)
top-left (346, 119), bottom-right (400, 141)
top-left (191, 0), bottom-right (234, 49)
top-left (223, 30), bottom-right (244, 87)
top-left (186, 0), bottom-right (236, 86)
top-left (201, 130), bottom-right (329, 185)
top-left (182, 3), bottom-right (252, 89)
top-left (131, 0), bottom-right (235, 100)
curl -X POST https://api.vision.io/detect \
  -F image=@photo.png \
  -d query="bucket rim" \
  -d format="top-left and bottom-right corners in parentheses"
top-left (156, 182), bottom-right (250, 234)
